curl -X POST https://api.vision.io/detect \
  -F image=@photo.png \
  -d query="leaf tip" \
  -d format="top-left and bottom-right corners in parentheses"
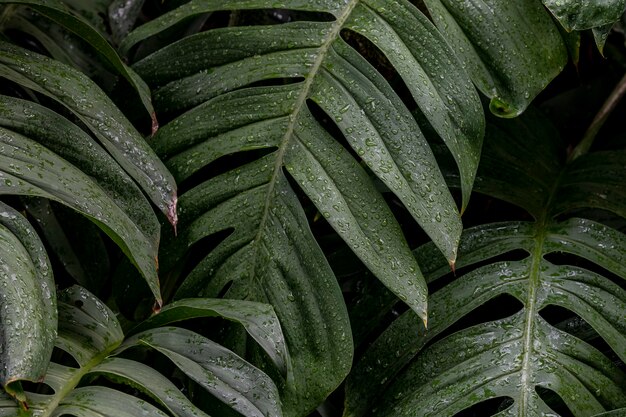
top-left (150, 112), bottom-right (159, 136)
top-left (167, 197), bottom-right (178, 233)
top-left (449, 259), bottom-right (456, 275)
top-left (152, 299), bottom-right (162, 315)
top-left (5, 381), bottom-right (28, 410)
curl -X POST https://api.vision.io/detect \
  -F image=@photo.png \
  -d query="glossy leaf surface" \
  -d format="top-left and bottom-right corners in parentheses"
top-left (0, 0), bottom-right (157, 125)
top-left (0, 286), bottom-right (283, 417)
top-left (120, 1), bottom-right (486, 413)
top-left (120, 327), bottom-right (283, 417)
top-left (423, 0), bottom-right (568, 117)
top-left (0, 41), bottom-right (177, 226)
top-left (162, 167), bottom-right (352, 416)
top-left (0, 202), bottom-right (56, 400)
top-left (543, 0), bottom-right (626, 31)
top-left (345, 109), bottom-right (626, 416)
top-left (130, 298), bottom-right (290, 375)
top-left (125, 0), bottom-right (485, 289)
top-left (0, 91), bottom-right (162, 303)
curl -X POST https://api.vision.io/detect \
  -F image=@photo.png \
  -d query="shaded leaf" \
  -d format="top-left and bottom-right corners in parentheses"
top-left (23, 197), bottom-right (110, 293)
top-left (108, 0), bottom-right (147, 45)
top-left (120, 326), bottom-right (283, 417)
top-left (593, 22), bottom-right (615, 54)
top-left (130, 298), bottom-right (290, 376)
top-left (164, 167), bottom-right (352, 416)
top-left (543, 0), bottom-right (626, 31)
top-left (0, 0), bottom-right (157, 125)
top-left (0, 286), bottom-right (282, 417)
top-left (0, 202), bottom-right (56, 401)
top-left (0, 41), bottom-right (177, 226)
top-left (119, 2), bottom-right (488, 412)
top-left (345, 108), bottom-right (626, 416)
top-left (423, 0), bottom-right (568, 117)
top-left (0, 93), bottom-right (162, 303)
top-left (91, 358), bottom-right (210, 417)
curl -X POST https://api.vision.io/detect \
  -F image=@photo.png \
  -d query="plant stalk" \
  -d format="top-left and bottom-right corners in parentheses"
top-left (569, 72), bottom-right (626, 161)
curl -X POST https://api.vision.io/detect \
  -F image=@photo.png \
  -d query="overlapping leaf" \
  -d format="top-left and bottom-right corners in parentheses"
top-left (120, 1), bottom-right (486, 414)
top-left (0, 202), bottom-right (56, 405)
top-left (0, 0), bottom-right (158, 126)
top-left (23, 197), bottom-right (110, 293)
top-left (423, 0), bottom-right (568, 117)
top-left (543, 0), bottom-right (626, 31)
top-left (0, 42), bottom-right (178, 302)
top-left (0, 286), bottom-right (285, 416)
top-left (345, 109), bottom-right (626, 416)
top-left (541, 0), bottom-right (626, 52)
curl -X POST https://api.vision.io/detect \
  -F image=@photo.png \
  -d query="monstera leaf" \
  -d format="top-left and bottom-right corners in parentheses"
top-left (0, 202), bottom-right (56, 407)
top-left (0, 286), bottom-right (287, 417)
top-left (117, 1), bottom-right (490, 414)
top-left (345, 108), bottom-right (626, 416)
top-left (423, 0), bottom-right (569, 118)
top-left (541, 0), bottom-right (626, 51)
top-left (0, 0), bottom-right (158, 126)
top-left (0, 41), bottom-right (177, 302)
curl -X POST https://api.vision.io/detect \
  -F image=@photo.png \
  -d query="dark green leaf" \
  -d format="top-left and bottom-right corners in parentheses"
top-left (23, 197), bottom-right (110, 293)
top-left (0, 95), bottom-right (162, 303)
top-left (130, 298), bottom-right (290, 375)
top-left (593, 22), bottom-right (615, 54)
top-left (346, 108), bottom-right (626, 416)
top-left (120, 326), bottom-right (283, 417)
top-left (0, 41), bottom-right (177, 225)
top-left (0, 202), bottom-right (56, 400)
top-left (1, 286), bottom-right (278, 416)
top-left (424, 0), bottom-right (568, 117)
top-left (166, 167), bottom-right (352, 416)
top-left (543, 0), bottom-right (626, 31)
top-left (55, 386), bottom-right (171, 417)
top-left (0, 0), bottom-right (158, 125)
top-left (91, 358), bottom-right (210, 417)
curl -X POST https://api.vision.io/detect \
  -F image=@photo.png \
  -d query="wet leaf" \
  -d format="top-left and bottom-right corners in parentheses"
top-left (345, 108), bottom-right (626, 416)
top-left (424, 0), bottom-right (568, 117)
top-left (129, 298), bottom-right (290, 376)
top-left (543, 0), bottom-right (626, 31)
top-left (0, 93), bottom-right (162, 303)
top-left (0, 286), bottom-right (282, 417)
top-left (90, 358), bottom-right (210, 417)
top-left (0, 202), bottom-right (56, 402)
top-left (0, 41), bottom-right (177, 226)
top-left (120, 327), bottom-right (283, 417)
top-left (119, 2), bottom-right (486, 410)
top-left (0, 0), bottom-right (157, 124)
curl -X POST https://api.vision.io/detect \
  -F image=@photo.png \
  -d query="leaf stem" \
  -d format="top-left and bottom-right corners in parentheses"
top-left (569, 72), bottom-right (626, 161)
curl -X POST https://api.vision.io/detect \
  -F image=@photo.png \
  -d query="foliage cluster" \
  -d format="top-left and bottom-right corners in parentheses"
top-left (0, 1), bottom-right (625, 416)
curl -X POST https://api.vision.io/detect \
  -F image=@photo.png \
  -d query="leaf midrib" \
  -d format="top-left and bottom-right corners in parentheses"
top-left (518, 171), bottom-right (565, 415)
top-left (251, 1), bottom-right (359, 261)
top-left (39, 342), bottom-right (121, 417)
